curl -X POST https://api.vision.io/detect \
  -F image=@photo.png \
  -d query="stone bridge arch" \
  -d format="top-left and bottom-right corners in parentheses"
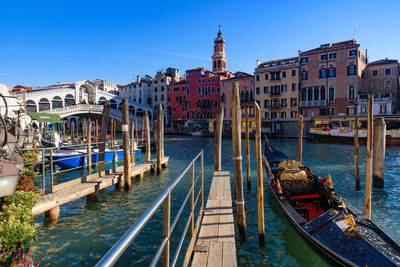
top-left (75, 81), bottom-right (95, 105)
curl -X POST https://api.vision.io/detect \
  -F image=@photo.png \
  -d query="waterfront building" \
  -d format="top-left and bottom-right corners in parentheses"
top-left (168, 67), bottom-right (227, 128)
top-left (221, 72), bottom-right (254, 120)
top-left (357, 59), bottom-right (399, 115)
top-left (119, 75), bottom-right (153, 105)
top-left (298, 40), bottom-right (367, 117)
top-left (254, 57), bottom-right (300, 119)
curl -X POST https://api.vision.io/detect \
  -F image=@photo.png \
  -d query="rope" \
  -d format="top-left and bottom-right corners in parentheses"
top-left (233, 156), bottom-right (242, 161)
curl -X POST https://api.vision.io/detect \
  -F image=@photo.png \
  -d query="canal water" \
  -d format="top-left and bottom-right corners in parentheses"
top-left (31, 137), bottom-right (400, 266)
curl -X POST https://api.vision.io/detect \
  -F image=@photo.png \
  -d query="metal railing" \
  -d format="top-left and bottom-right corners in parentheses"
top-left (96, 150), bottom-right (204, 267)
top-left (22, 136), bottom-right (144, 195)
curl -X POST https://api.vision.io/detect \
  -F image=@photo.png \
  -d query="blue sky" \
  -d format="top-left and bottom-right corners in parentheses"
top-left (1, 0), bottom-right (399, 87)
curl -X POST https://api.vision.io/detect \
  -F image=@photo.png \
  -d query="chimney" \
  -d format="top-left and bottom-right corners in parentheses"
top-left (137, 75), bottom-right (141, 83)
top-left (256, 60), bottom-right (260, 66)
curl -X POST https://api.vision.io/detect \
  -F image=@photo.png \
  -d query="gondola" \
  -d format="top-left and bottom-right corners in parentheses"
top-left (263, 141), bottom-right (400, 266)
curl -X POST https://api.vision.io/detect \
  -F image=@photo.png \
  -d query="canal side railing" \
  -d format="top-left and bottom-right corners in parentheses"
top-left (21, 138), bottom-right (142, 195)
top-left (96, 150), bottom-right (204, 267)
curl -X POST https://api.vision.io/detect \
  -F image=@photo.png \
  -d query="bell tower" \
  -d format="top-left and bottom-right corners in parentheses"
top-left (212, 29), bottom-right (226, 73)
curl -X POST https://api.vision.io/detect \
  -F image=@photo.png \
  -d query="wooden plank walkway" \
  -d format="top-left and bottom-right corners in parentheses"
top-left (32, 157), bottom-right (169, 216)
top-left (192, 171), bottom-right (237, 267)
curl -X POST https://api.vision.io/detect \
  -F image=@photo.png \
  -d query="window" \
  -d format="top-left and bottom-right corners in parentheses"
top-left (264, 73), bottom-right (269, 80)
top-left (256, 75), bottom-right (260, 81)
top-left (320, 86), bottom-right (326, 101)
top-left (154, 87), bottom-right (158, 92)
top-left (301, 71), bottom-right (308, 80)
top-left (292, 69), bottom-right (296, 76)
top-left (282, 71), bottom-right (286, 78)
top-left (186, 72), bottom-right (193, 76)
top-left (264, 112), bottom-right (269, 119)
top-left (329, 87), bottom-right (335, 101)
top-left (349, 50), bottom-right (357, 56)
top-left (348, 64), bottom-right (356, 76)
top-left (161, 86), bottom-right (164, 91)
top-left (361, 106), bottom-right (367, 114)
top-left (292, 83), bottom-right (296, 91)
top-left (329, 53), bottom-right (336, 59)
top-left (371, 81), bottom-right (378, 89)
top-left (212, 86), bottom-right (215, 93)
top-left (281, 84), bottom-right (287, 92)
top-left (307, 87), bottom-right (313, 101)
top-left (348, 84), bottom-right (355, 100)
top-left (320, 54), bottom-right (327, 60)
top-left (329, 67), bottom-right (336, 77)
top-left (380, 105), bottom-right (387, 114)
top-left (300, 57), bottom-right (308, 63)
top-left (314, 87), bottom-right (319, 100)
top-left (271, 72), bottom-right (280, 80)
top-left (372, 70), bottom-right (378, 76)
top-left (161, 95), bottom-right (164, 101)
top-left (301, 88), bottom-right (307, 101)
top-left (264, 99), bottom-right (269, 108)
top-left (386, 80), bottom-right (392, 88)
top-left (250, 79), bottom-right (254, 84)
top-left (256, 87), bottom-right (260, 94)
top-left (280, 112), bottom-right (287, 118)
top-left (263, 86), bottom-right (269, 94)
top-left (281, 98), bottom-right (287, 107)
top-left (319, 66), bottom-right (326, 78)
top-left (385, 68), bottom-right (391, 75)
top-left (187, 88), bottom-right (190, 94)
top-left (290, 111), bottom-right (298, 118)
top-left (217, 87), bottom-right (220, 92)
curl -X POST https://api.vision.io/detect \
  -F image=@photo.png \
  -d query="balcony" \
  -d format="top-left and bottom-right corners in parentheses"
top-left (299, 100), bottom-right (327, 107)
top-left (358, 92), bottom-right (393, 102)
top-left (270, 92), bottom-right (280, 97)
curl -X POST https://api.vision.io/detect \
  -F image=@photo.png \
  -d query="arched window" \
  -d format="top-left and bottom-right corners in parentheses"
top-left (52, 96), bottom-right (63, 109)
top-left (98, 97), bottom-right (107, 105)
top-left (39, 98), bottom-right (50, 111)
top-left (110, 100), bottom-right (117, 109)
top-left (161, 94), bottom-right (164, 101)
top-left (221, 93), bottom-right (226, 102)
top-left (65, 94), bottom-right (75, 106)
top-left (307, 87), bottom-right (313, 101)
top-left (197, 100), bottom-right (201, 108)
top-left (129, 105), bottom-right (135, 115)
top-left (26, 100), bottom-right (37, 113)
top-left (250, 91), bottom-right (254, 101)
top-left (245, 91), bottom-right (249, 102)
top-left (136, 108), bottom-right (144, 117)
top-left (118, 102), bottom-right (123, 111)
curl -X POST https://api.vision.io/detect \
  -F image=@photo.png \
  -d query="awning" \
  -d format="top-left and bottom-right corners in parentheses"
top-left (189, 120), bottom-right (209, 125)
top-left (28, 112), bottom-right (63, 123)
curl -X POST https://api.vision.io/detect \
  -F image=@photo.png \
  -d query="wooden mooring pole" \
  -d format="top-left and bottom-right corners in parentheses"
top-left (71, 120), bottom-right (74, 141)
top-left (231, 83), bottom-right (246, 238)
top-left (144, 111), bottom-right (151, 162)
top-left (214, 106), bottom-right (224, 171)
top-left (245, 107), bottom-right (251, 188)
top-left (373, 117), bottom-right (386, 188)
top-left (255, 102), bottom-right (264, 245)
top-left (86, 119), bottom-right (92, 175)
top-left (122, 99), bottom-right (132, 190)
top-left (99, 101), bottom-right (110, 175)
top-left (364, 95), bottom-right (373, 219)
top-left (298, 115), bottom-right (303, 163)
top-left (354, 118), bottom-right (360, 190)
top-left (130, 121), bottom-right (135, 164)
top-left (156, 104), bottom-right (163, 173)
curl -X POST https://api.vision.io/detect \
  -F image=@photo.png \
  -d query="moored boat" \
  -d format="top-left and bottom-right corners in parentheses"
top-left (263, 142), bottom-right (400, 266)
top-left (308, 117), bottom-right (400, 146)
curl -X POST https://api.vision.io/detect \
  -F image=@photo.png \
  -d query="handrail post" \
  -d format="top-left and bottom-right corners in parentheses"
top-left (163, 193), bottom-right (170, 267)
top-left (201, 150), bottom-right (204, 210)
top-left (50, 148), bottom-right (54, 193)
top-left (42, 149), bottom-right (46, 195)
top-left (190, 163), bottom-right (195, 238)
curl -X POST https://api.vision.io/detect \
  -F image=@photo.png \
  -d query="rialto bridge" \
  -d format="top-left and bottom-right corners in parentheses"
top-left (19, 80), bottom-right (154, 130)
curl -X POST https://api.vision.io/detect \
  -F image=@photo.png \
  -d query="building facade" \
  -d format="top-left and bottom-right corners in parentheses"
top-left (298, 40), bottom-right (367, 117)
top-left (119, 75), bottom-right (153, 105)
top-left (221, 72), bottom-right (254, 120)
top-left (359, 59), bottom-right (400, 115)
top-left (254, 57), bottom-right (300, 119)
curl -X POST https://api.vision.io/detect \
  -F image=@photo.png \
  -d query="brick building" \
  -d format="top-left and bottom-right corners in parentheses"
top-left (254, 57), bottom-right (300, 119)
top-left (221, 72), bottom-right (254, 120)
top-left (298, 40), bottom-right (367, 117)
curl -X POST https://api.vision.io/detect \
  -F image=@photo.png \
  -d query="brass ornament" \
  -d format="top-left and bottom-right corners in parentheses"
top-left (344, 214), bottom-right (356, 232)
top-left (278, 160), bottom-right (302, 170)
top-left (326, 174), bottom-right (334, 189)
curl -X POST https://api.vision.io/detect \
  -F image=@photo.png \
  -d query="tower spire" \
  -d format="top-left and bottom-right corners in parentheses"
top-left (212, 28), bottom-right (226, 73)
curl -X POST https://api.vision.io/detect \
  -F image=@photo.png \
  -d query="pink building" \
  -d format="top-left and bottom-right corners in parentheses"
top-left (221, 72), bottom-right (255, 120)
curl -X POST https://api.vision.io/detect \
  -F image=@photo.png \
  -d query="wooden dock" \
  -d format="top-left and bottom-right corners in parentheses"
top-left (192, 171), bottom-right (237, 267)
top-left (32, 157), bottom-right (169, 216)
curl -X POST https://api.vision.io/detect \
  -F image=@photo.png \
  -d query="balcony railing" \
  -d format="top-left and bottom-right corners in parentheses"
top-left (299, 100), bottom-right (327, 107)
